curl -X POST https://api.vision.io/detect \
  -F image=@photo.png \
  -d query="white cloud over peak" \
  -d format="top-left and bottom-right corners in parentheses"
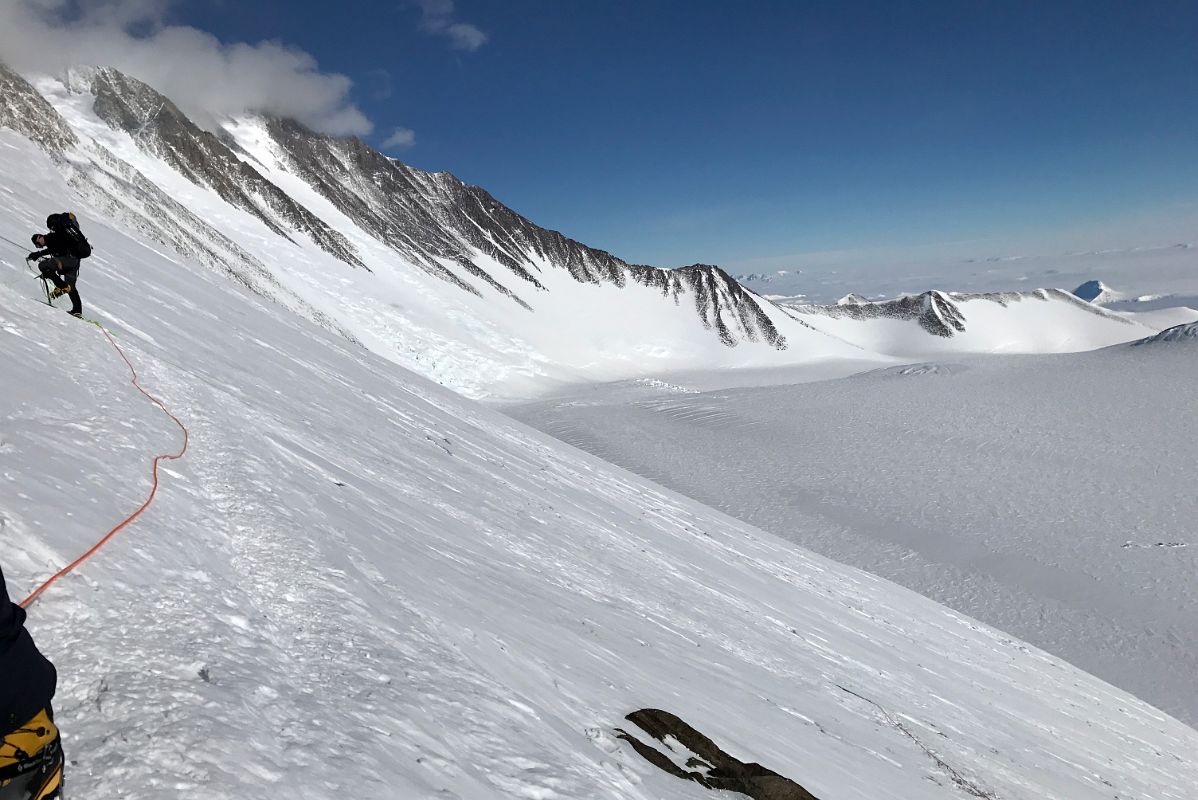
top-left (417, 0), bottom-right (489, 52)
top-left (382, 127), bottom-right (417, 151)
top-left (0, 0), bottom-right (373, 136)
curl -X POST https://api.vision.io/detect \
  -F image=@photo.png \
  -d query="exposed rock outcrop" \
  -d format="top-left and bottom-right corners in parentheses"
top-left (616, 708), bottom-right (820, 800)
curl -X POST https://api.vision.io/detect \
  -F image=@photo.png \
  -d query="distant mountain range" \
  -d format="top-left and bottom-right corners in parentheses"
top-left (0, 62), bottom-right (1188, 396)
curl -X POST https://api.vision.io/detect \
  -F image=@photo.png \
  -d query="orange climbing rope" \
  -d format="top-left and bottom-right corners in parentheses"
top-left (20, 327), bottom-right (189, 608)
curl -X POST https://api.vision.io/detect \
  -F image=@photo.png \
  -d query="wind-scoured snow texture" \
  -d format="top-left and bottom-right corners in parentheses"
top-left (783, 288), bottom-right (1153, 355)
top-left (2, 143), bottom-right (1198, 800)
top-left (511, 340), bottom-right (1198, 727)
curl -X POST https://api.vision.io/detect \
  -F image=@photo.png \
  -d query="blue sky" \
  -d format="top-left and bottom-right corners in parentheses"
top-left (164, 2), bottom-right (1198, 268)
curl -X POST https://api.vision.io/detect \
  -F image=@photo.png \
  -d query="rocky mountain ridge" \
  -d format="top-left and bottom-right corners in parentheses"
top-left (262, 115), bottom-right (783, 347)
top-left (79, 68), bottom-right (364, 268)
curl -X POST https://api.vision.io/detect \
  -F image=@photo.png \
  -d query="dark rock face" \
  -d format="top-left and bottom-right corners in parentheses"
top-left (616, 709), bottom-right (820, 800)
top-left (0, 64), bottom-right (78, 155)
top-left (1072, 280), bottom-right (1110, 303)
top-left (264, 117), bottom-right (787, 347)
top-left (80, 69), bottom-right (364, 269)
top-left (265, 117), bottom-right (529, 302)
top-left (632, 264), bottom-right (785, 347)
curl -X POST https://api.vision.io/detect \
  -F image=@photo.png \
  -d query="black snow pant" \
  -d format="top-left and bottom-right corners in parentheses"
top-left (37, 257), bottom-right (81, 316)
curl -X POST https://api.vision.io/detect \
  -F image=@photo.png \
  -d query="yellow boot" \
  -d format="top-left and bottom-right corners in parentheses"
top-left (0, 709), bottom-right (62, 800)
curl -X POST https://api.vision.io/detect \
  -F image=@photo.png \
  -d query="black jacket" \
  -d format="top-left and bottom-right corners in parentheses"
top-left (29, 231), bottom-right (77, 262)
top-left (0, 567), bottom-right (56, 735)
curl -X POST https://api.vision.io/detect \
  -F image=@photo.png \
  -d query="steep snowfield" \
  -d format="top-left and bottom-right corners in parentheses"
top-left (4, 125), bottom-right (1198, 799)
top-left (511, 339), bottom-right (1198, 727)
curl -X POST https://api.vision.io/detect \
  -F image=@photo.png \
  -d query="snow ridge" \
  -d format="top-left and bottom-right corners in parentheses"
top-left (262, 115), bottom-right (785, 346)
top-left (795, 290), bottom-right (987, 337)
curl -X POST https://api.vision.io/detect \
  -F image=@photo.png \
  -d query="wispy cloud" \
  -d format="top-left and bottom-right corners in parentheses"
top-left (382, 127), bottom-right (417, 151)
top-left (0, 0), bottom-right (373, 136)
top-left (416, 0), bottom-right (488, 52)
top-left (364, 68), bottom-right (394, 100)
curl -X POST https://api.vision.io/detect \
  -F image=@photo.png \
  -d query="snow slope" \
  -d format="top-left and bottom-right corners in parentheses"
top-left (510, 340), bottom-right (1198, 727)
top-left (3, 118), bottom-right (1198, 799)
